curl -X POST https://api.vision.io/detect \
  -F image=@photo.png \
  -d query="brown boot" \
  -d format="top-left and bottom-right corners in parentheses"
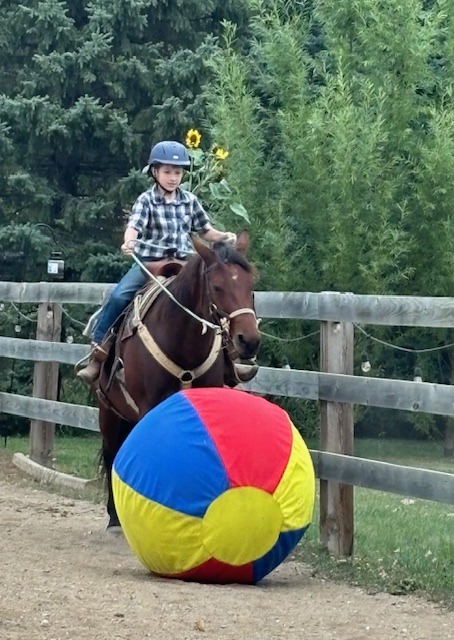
top-left (76, 344), bottom-right (109, 384)
top-left (222, 340), bottom-right (259, 385)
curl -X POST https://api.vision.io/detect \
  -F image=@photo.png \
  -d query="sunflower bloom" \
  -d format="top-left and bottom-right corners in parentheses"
top-left (186, 128), bottom-right (201, 149)
top-left (215, 147), bottom-right (229, 160)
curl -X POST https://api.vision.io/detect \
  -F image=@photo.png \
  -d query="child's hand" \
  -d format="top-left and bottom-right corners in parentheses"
top-left (121, 239), bottom-right (136, 255)
top-left (223, 232), bottom-right (237, 246)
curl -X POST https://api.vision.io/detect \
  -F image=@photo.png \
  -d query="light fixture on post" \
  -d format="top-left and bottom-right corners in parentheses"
top-left (361, 351), bottom-right (371, 373)
top-left (47, 251), bottom-right (65, 281)
top-left (23, 223), bottom-right (65, 282)
top-left (413, 367), bottom-right (423, 382)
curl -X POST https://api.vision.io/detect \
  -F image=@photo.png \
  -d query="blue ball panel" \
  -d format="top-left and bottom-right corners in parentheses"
top-left (113, 393), bottom-right (230, 517)
top-left (252, 526), bottom-right (308, 583)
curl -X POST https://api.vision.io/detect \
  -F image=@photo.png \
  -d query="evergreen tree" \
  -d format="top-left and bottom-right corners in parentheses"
top-left (0, 0), bottom-right (250, 281)
top-left (0, 0), bottom-right (250, 427)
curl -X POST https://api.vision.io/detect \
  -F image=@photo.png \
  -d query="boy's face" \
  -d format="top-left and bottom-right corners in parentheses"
top-left (154, 164), bottom-right (184, 192)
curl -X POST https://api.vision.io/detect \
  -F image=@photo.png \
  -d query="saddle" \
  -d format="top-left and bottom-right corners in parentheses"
top-left (141, 257), bottom-right (186, 278)
top-left (122, 258), bottom-right (185, 341)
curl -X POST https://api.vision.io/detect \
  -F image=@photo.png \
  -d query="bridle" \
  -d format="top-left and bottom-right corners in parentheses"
top-left (131, 254), bottom-right (258, 388)
top-left (208, 303), bottom-right (257, 336)
top-left (203, 261), bottom-right (258, 336)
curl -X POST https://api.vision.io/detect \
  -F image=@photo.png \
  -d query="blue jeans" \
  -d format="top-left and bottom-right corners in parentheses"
top-left (93, 263), bottom-right (147, 343)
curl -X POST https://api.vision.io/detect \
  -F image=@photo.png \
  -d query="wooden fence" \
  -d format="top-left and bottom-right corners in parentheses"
top-left (0, 281), bottom-right (453, 557)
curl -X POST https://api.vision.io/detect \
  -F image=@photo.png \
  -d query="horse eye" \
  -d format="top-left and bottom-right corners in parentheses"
top-left (213, 285), bottom-right (222, 294)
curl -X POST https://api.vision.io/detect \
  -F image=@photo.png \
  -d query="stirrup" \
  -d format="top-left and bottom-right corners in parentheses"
top-left (74, 350), bottom-right (92, 371)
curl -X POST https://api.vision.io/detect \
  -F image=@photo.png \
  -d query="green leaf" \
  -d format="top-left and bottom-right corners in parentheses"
top-left (229, 202), bottom-right (250, 223)
top-left (218, 178), bottom-right (232, 193)
top-left (188, 148), bottom-right (204, 166)
top-left (209, 182), bottom-right (228, 200)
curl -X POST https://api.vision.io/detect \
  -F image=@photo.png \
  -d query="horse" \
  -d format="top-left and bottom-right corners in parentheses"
top-left (96, 231), bottom-right (261, 527)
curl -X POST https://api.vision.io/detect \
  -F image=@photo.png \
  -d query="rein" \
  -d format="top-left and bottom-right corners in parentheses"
top-left (133, 251), bottom-right (258, 331)
top-left (209, 303), bottom-right (257, 336)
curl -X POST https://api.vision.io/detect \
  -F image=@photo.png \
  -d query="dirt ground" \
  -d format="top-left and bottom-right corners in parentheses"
top-left (1, 454), bottom-right (453, 640)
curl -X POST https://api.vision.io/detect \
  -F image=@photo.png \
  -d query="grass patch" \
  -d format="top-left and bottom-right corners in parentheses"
top-left (4, 434), bottom-right (101, 479)
top-left (298, 438), bottom-right (454, 605)
top-left (306, 437), bottom-right (453, 473)
top-left (354, 438), bottom-right (453, 473)
top-left (296, 487), bottom-right (454, 607)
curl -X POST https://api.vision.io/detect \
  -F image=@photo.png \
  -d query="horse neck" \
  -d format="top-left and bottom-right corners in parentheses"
top-left (153, 258), bottom-right (210, 333)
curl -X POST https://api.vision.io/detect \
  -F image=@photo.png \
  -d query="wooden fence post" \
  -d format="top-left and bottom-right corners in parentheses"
top-left (319, 320), bottom-right (354, 556)
top-left (445, 347), bottom-right (454, 457)
top-left (29, 302), bottom-right (62, 466)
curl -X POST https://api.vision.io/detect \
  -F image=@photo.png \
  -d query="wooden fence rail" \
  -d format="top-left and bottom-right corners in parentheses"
top-left (2, 337), bottom-right (454, 416)
top-left (1, 282), bottom-right (454, 557)
top-left (2, 281), bottom-right (454, 326)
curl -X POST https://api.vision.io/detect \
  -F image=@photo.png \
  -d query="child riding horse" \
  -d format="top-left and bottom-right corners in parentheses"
top-left (95, 232), bottom-right (260, 527)
top-left (77, 140), bottom-right (253, 385)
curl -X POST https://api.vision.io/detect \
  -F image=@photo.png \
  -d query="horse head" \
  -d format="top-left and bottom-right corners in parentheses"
top-left (192, 231), bottom-right (261, 360)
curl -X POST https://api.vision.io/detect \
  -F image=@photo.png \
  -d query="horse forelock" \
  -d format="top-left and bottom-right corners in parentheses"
top-left (212, 242), bottom-right (255, 275)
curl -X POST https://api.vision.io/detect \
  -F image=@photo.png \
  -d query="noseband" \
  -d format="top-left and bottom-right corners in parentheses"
top-left (209, 304), bottom-right (257, 335)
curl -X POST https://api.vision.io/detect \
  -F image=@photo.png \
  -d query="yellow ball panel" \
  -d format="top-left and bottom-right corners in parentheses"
top-left (201, 487), bottom-right (283, 565)
top-left (273, 422), bottom-right (315, 531)
top-left (112, 470), bottom-right (211, 574)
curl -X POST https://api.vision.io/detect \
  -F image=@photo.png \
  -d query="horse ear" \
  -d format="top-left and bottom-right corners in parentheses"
top-left (235, 230), bottom-right (250, 254)
top-left (192, 234), bottom-right (217, 265)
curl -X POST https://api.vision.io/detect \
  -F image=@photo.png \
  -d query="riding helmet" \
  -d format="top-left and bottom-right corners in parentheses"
top-left (142, 141), bottom-right (191, 173)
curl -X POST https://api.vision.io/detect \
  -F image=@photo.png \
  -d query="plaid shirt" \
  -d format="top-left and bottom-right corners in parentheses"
top-left (127, 185), bottom-right (212, 259)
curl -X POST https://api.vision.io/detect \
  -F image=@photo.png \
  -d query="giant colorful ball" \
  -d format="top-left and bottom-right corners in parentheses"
top-left (112, 387), bottom-right (315, 584)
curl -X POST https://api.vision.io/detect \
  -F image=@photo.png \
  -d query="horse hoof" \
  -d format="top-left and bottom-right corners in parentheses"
top-left (105, 525), bottom-right (123, 537)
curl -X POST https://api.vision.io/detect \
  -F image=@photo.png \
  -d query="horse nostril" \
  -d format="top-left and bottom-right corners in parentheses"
top-left (238, 335), bottom-right (260, 357)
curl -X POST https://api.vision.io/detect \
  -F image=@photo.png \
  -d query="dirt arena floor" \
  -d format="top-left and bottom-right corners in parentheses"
top-left (1, 453), bottom-right (453, 640)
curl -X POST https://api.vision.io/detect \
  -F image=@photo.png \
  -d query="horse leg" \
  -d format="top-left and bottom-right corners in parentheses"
top-left (102, 443), bottom-right (121, 528)
top-left (99, 405), bottom-right (134, 529)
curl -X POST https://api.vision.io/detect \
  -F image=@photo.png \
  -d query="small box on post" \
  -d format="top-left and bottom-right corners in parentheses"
top-left (47, 252), bottom-right (65, 281)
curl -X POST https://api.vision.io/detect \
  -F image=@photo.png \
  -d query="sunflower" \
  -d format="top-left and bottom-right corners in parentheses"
top-left (186, 128), bottom-right (201, 149)
top-left (215, 147), bottom-right (229, 160)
